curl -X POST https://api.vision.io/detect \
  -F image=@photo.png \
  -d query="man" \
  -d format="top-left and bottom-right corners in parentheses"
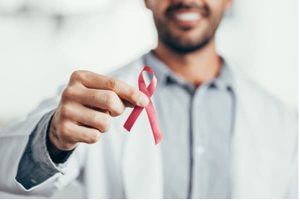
top-left (0, 0), bottom-right (297, 198)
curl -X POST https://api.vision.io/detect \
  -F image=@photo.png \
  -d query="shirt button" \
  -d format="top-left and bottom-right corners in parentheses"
top-left (195, 146), bottom-right (205, 155)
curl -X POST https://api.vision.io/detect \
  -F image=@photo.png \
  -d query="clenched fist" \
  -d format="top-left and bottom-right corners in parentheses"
top-left (49, 70), bottom-right (149, 151)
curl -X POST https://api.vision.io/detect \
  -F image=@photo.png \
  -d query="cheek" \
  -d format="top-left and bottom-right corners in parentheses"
top-left (206, 0), bottom-right (227, 7)
top-left (147, 0), bottom-right (169, 16)
top-left (207, 0), bottom-right (227, 17)
top-left (192, 21), bottom-right (212, 37)
top-left (151, 7), bottom-right (168, 25)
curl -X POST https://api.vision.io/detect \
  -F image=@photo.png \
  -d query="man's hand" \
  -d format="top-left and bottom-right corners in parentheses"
top-left (49, 70), bottom-right (149, 151)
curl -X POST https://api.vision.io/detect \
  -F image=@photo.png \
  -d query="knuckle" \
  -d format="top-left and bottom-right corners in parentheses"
top-left (111, 105), bottom-right (125, 117)
top-left (90, 91), bottom-right (99, 103)
top-left (62, 87), bottom-right (75, 100)
top-left (104, 91), bottom-right (117, 108)
top-left (60, 104), bottom-right (72, 118)
top-left (90, 112), bottom-right (101, 125)
top-left (100, 114), bottom-right (111, 132)
top-left (86, 133), bottom-right (100, 144)
top-left (70, 70), bottom-right (85, 82)
top-left (128, 89), bottom-right (139, 102)
top-left (58, 120), bottom-right (71, 135)
top-left (114, 109), bottom-right (124, 117)
top-left (106, 78), bottom-right (118, 91)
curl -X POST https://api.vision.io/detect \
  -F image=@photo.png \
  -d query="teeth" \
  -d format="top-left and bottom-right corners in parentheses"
top-left (175, 12), bottom-right (201, 21)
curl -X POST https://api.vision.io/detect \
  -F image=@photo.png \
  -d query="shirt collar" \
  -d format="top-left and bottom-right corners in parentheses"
top-left (143, 51), bottom-right (235, 91)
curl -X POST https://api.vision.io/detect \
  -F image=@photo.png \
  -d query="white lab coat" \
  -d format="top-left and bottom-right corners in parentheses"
top-left (0, 57), bottom-right (298, 198)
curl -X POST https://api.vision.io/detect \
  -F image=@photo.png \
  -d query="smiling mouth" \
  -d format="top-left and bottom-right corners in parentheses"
top-left (174, 11), bottom-right (202, 21)
top-left (166, 2), bottom-right (209, 29)
top-left (170, 10), bottom-right (203, 28)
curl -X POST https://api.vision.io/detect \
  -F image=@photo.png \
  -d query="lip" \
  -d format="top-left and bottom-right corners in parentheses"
top-left (168, 9), bottom-right (203, 28)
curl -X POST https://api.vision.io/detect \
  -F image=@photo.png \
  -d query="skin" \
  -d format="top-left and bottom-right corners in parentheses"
top-left (145, 0), bottom-right (232, 85)
top-left (49, 0), bottom-right (232, 151)
top-left (49, 71), bottom-right (149, 150)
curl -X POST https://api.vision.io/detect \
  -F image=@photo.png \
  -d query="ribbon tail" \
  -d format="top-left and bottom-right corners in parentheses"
top-left (123, 106), bottom-right (143, 132)
top-left (145, 100), bottom-right (162, 145)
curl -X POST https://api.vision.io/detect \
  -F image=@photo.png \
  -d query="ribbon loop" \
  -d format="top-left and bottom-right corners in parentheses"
top-left (123, 66), bottom-right (162, 144)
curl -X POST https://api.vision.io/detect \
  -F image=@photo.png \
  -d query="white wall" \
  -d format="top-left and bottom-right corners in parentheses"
top-left (217, 0), bottom-right (298, 110)
top-left (0, 0), bottom-right (298, 198)
top-left (0, 0), bottom-right (156, 125)
top-left (0, 0), bottom-right (297, 125)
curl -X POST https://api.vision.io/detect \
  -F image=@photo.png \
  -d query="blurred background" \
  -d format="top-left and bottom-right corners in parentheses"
top-left (0, 0), bottom-right (298, 198)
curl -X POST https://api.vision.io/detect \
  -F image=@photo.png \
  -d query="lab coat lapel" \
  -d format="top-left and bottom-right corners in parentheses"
top-left (229, 65), bottom-right (276, 198)
top-left (121, 106), bottom-right (163, 198)
top-left (122, 111), bottom-right (163, 198)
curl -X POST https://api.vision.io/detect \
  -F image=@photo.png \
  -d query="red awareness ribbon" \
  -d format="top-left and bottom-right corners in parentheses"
top-left (123, 66), bottom-right (162, 145)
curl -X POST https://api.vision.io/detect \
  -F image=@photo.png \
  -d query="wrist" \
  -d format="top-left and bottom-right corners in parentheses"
top-left (46, 115), bottom-right (75, 163)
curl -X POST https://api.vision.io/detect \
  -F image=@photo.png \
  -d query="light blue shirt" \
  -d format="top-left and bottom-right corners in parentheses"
top-left (145, 53), bottom-right (235, 198)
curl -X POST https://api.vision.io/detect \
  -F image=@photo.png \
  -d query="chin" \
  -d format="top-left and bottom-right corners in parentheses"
top-left (173, 26), bottom-right (207, 39)
top-left (174, 34), bottom-right (207, 47)
top-left (162, 32), bottom-right (212, 54)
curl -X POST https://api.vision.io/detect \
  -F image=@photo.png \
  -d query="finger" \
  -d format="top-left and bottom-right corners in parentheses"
top-left (75, 88), bottom-right (126, 116)
top-left (60, 120), bottom-right (101, 145)
top-left (62, 102), bottom-right (112, 132)
top-left (104, 79), bottom-right (149, 107)
top-left (63, 86), bottom-right (126, 116)
top-left (71, 70), bottom-right (149, 107)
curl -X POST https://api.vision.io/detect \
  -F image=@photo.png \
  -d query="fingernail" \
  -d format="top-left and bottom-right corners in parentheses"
top-left (138, 93), bottom-right (149, 107)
